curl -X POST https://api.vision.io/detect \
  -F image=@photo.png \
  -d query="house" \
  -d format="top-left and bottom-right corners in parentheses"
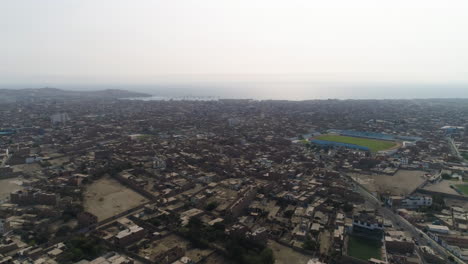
top-left (78, 212), bottom-right (98, 227)
top-left (427, 224), bottom-right (450, 234)
top-left (115, 225), bottom-right (147, 247)
top-left (352, 212), bottom-right (384, 238)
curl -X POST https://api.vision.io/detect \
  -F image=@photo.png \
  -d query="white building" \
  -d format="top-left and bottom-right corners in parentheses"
top-left (352, 213), bottom-right (384, 232)
top-left (427, 224), bottom-right (450, 234)
top-left (50, 113), bottom-right (70, 124)
top-left (401, 196), bottom-right (432, 208)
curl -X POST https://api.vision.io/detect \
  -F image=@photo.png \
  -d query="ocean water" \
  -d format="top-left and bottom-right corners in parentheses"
top-left (5, 80), bottom-right (467, 100)
top-left (129, 82), bottom-right (468, 100)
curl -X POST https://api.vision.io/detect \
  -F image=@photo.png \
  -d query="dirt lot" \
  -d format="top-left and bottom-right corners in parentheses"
top-left (351, 170), bottom-right (426, 196)
top-left (422, 180), bottom-right (461, 196)
top-left (267, 240), bottom-right (311, 264)
top-left (319, 231), bottom-right (332, 255)
top-left (83, 176), bottom-right (148, 221)
top-left (11, 163), bottom-right (43, 176)
top-left (0, 177), bottom-right (23, 200)
top-left (200, 253), bottom-right (231, 264)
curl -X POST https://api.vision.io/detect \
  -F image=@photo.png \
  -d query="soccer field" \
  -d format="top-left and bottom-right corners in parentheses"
top-left (314, 134), bottom-right (397, 152)
top-left (455, 184), bottom-right (468, 196)
top-left (347, 236), bottom-right (382, 261)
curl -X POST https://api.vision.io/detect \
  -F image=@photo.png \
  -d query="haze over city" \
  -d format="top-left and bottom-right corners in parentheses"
top-left (2, 0), bottom-right (468, 99)
top-left (2, 1), bottom-right (468, 264)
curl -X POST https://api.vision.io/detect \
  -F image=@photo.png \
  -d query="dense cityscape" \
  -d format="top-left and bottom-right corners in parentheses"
top-left (0, 91), bottom-right (467, 264)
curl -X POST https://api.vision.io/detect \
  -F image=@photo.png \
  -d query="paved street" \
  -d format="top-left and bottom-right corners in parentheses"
top-left (345, 173), bottom-right (466, 264)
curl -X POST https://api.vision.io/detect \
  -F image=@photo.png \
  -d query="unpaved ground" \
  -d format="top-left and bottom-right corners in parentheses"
top-left (0, 177), bottom-right (23, 200)
top-left (267, 240), bottom-right (311, 264)
top-left (319, 231), bottom-right (331, 255)
top-left (351, 170), bottom-right (426, 196)
top-left (422, 180), bottom-right (461, 196)
top-left (83, 176), bottom-right (148, 221)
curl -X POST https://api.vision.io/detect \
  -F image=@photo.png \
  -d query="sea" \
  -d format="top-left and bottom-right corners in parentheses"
top-left (122, 82), bottom-right (468, 101)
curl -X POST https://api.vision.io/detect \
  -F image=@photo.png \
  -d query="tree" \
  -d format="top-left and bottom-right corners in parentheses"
top-left (441, 173), bottom-right (451, 180)
top-left (205, 201), bottom-right (218, 211)
top-left (283, 210), bottom-right (294, 218)
top-left (302, 238), bottom-right (318, 251)
top-left (343, 203), bottom-right (354, 213)
top-left (57, 225), bottom-right (72, 236)
top-left (60, 236), bottom-right (104, 263)
top-left (259, 248), bottom-right (275, 264)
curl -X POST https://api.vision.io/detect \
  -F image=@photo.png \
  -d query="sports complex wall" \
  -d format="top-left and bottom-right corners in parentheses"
top-left (328, 129), bottom-right (421, 142)
top-left (310, 139), bottom-right (370, 151)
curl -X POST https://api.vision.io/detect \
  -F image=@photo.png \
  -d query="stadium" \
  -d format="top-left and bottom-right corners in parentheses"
top-left (309, 130), bottom-right (421, 155)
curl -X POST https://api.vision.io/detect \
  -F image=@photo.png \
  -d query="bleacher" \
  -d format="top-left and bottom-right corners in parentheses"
top-left (328, 129), bottom-right (421, 142)
top-left (310, 139), bottom-right (370, 151)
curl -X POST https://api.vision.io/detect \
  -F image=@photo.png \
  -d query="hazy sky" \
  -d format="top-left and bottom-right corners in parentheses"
top-left (1, 0), bottom-right (468, 98)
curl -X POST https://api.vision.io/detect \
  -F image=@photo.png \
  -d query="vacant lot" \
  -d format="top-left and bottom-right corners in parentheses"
top-left (347, 236), bottom-right (381, 261)
top-left (455, 184), bottom-right (468, 195)
top-left (314, 135), bottom-right (397, 152)
top-left (423, 180), bottom-right (461, 196)
top-left (351, 170), bottom-right (426, 196)
top-left (267, 240), bottom-right (311, 264)
top-left (11, 163), bottom-right (43, 176)
top-left (83, 176), bottom-right (148, 221)
top-left (0, 177), bottom-right (23, 201)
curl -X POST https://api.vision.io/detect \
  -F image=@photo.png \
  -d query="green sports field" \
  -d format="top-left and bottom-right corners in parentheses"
top-left (347, 235), bottom-right (382, 261)
top-left (314, 134), bottom-right (398, 152)
top-left (455, 184), bottom-right (468, 195)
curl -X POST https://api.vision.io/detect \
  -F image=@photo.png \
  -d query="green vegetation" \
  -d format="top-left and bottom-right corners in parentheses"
top-left (314, 134), bottom-right (397, 152)
top-left (441, 173), bottom-right (452, 180)
top-left (455, 184), bottom-right (468, 195)
top-left (302, 237), bottom-right (318, 251)
top-left (179, 217), bottom-right (225, 248)
top-left (226, 237), bottom-right (274, 264)
top-left (343, 202), bottom-right (354, 213)
top-left (283, 209), bottom-right (294, 218)
top-left (16, 230), bottom-right (49, 246)
top-left (179, 217), bottom-right (274, 264)
top-left (205, 201), bottom-right (219, 211)
top-left (461, 152), bottom-right (468, 160)
top-left (60, 236), bottom-right (104, 263)
top-left (347, 236), bottom-right (381, 261)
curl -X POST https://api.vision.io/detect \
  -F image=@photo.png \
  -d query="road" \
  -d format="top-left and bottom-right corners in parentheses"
top-left (448, 137), bottom-right (463, 160)
top-left (344, 173), bottom-right (466, 264)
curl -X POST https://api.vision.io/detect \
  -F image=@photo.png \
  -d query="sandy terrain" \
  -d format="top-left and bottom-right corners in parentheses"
top-left (267, 240), bottom-right (311, 264)
top-left (422, 180), bottom-right (461, 196)
top-left (83, 176), bottom-right (148, 221)
top-left (0, 177), bottom-right (24, 201)
top-left (11, 163), bottom-right (42, 175)
top-left (351, 170), bottom-right (426, 196)
top-left (48, 156), bottom-right (70, 166)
